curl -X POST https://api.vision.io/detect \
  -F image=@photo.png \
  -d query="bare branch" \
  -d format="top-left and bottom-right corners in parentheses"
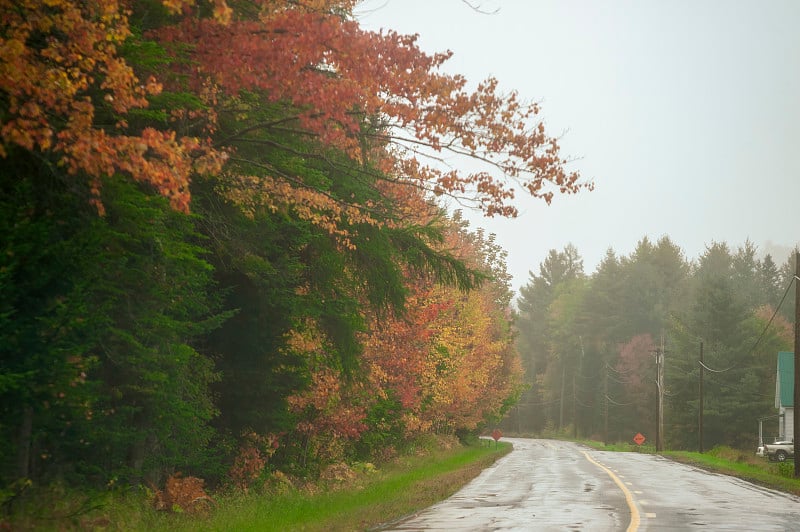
top-left (461, 0), bottom-right (500, 15)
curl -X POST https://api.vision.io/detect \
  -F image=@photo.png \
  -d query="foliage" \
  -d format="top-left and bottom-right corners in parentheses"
top-left (0, 163), bottom-right (225, 487)
top-left (510, 238), bottom-right (794, 451)
top-left (152, 474), bottom-right (213, 514)
top-left (2, 0), bottom-right (579, 502)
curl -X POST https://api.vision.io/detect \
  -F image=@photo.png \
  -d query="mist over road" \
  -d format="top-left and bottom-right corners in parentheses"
top-left (385, 438), bottom-right (800, 531)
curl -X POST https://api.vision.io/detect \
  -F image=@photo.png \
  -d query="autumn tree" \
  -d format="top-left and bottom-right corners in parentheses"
top-left (362, 217), bottom-right (521, 442)
top-left (1, 0), bottom-right (589, 491)
top-left (0, 0), bottom-right (225, 213)
top-left (612, 334), bottom-right (657, 442)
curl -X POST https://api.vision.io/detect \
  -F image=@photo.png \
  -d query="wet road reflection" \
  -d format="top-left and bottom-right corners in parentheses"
top-left (383, 438), bottom-right (800, 531)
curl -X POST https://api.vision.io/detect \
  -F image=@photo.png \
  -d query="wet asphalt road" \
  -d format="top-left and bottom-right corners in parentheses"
top-left (384, 438), bottom-right (800, 531)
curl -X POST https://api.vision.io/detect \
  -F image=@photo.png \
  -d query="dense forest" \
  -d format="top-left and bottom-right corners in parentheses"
top-left (508, 238), bottom-right (796, 451)
top-left (5, 0), bottom-right (790, 507)
top-left (0, 0), bottom-right (594, 495)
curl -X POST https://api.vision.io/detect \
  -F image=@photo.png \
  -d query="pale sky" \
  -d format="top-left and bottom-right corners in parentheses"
top-left (357, 0), bottom-right (800, 294)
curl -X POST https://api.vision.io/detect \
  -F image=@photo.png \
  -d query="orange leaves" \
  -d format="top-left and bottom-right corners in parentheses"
top-left (228, 432), bottom-right (280, 492)
top-left (161, 0), bottom-right (232, 24)
top-left (0, 0), bottom-right (226, 213)
top-left (359, 219), bottom-right (522, 437)
top-left (3, 0), bottom-right (588, 225)
top-left (285, 322), bottom-right (367, 450)
top-left (152, 474), bottom-right (213, 514)
top-left (147, 2), bottom-right (587, 222)
top-left (287, 365), bottom-right (367, 462)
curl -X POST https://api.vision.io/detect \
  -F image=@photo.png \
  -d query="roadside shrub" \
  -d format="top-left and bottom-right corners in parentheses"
top-left (355, 395), bottom-right (406, 460)
top-left (707, 445), bottom-right (747, 463)
top-left (152, 474), bottom-right (213, 514)
top-left (227, 432), bottom-right (279, 493)
top-left (775, 462), bottom-right (795, 479)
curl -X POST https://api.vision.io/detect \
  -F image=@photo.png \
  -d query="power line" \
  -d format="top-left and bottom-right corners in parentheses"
top-left (605, 394), bottom-right (634, 407)
top-left (698, 360), bottom-right (735, 373)
top-left (515, 398), bottom-right (561, 407)
top-left (606, 363), bottom-right (635, 375)
top-left (689, 275), bottom-right (796, 377)
top-left (747, 275), bottom-right (797, 356)
top-left (606, 372), bottom-right (632, 385)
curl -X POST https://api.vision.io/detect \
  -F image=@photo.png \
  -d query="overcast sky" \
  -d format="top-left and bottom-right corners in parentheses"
top-left (357, 0), bottom-right (800, 294)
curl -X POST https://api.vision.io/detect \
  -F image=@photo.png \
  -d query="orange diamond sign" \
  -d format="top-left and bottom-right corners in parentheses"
top-left (491, 429), bottom-right (503, 441)
top-left (633, 432), bottom-right (646, 445)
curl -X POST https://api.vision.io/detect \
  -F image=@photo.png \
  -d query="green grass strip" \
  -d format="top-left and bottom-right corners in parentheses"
top-left (171, 442), bottom-right (511, 532)
top-left (662, 449), bottom-right (800, 495)
top-left (576, 438), bottom-right (800, 496)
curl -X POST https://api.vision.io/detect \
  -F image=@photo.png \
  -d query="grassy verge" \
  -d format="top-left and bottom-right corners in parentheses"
top-left (576, 438), bottom-right (800, 496)
top-left (189, 441), bottom-right (510, 532)
top-left (662, 448), bottom-right (800, 495)
top-left (5, 440), bottom-right (511, 531)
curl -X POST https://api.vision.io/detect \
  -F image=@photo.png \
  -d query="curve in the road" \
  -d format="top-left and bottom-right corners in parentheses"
top-left (581, 450), bottom-right (640, 532)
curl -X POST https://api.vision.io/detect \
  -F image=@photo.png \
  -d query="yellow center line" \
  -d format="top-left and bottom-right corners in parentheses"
top-left (581, 450), bottom-right (640, 532)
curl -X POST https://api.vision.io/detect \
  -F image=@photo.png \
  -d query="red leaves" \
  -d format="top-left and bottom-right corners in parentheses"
top-left (228, 432), bottom-right (280, 492)
top-left (0, 0), bottom-right (229, 214)
top-left (152, 474), bottom-right (214, 514)
top-left (361, 222), bottom-right (522, 437)
top-left (3, 0), bottom-right (587, 226)
top-left (149, 2), bottom-right (588, 219)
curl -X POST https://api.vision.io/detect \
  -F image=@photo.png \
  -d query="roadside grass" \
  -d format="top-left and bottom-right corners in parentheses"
top-left (579, 439), bottom-right (657, 454)
top-left (4, 440), bottom-right (511, 531)
top-left (576, 438), bottom-right (800, 496)
top-left (184, 442), bottom-right (511, 532)
top-left (662, 448), bottom-right (800, 496)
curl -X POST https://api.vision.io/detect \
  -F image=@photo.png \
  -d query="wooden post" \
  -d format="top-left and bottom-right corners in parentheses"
top-left (559, 363), bottom-right (566, 432)
top-left (793, 252), bottom-right (799, 477)
top-left (699, 341), bottom-right (704, 454)
top-left (603, 364), bottom-right (609, 445)
top-left (655, 349), bottom-right (660, 452)
top-left (656, 333), bottom-right (665, 452)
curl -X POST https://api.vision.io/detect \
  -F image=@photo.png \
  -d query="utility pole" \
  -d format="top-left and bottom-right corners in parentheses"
top-left (559, 363), bottom-right (566, 432)
top-left (794, 252), bottom-right (799, 477)
top-left (699, 341), bottom-right (704, 454)
top-left (603, 364), bottom-right (609, 445)
top-left (658, 336), bottom-right (664, 452)
top-left (572, 371), bottom-right (577, 439)
top-left (653, 334), bottom-right (665, 452)
top-left (654, 351), bottom-right (660, 452)
top-left (573, 337), bottom-right (585, 440)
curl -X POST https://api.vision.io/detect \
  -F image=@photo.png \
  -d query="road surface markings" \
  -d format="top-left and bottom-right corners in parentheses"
top-left (646, 513), bottom-right (657, 518)
top-left (581, 451), bottom-right (640, 532)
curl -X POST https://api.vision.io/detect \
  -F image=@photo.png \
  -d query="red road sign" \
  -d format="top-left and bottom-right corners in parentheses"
top-left (492, 429), bottom-right (503, 441)
top-left (633, 432), bottom-right (646, 445)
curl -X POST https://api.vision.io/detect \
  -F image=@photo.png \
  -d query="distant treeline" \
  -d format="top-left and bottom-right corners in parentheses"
top-left (509, 238), bottom-right (795, 450)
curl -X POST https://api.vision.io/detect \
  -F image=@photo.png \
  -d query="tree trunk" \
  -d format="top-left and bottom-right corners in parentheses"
top-left (16, 406), bottom-right (33, 479)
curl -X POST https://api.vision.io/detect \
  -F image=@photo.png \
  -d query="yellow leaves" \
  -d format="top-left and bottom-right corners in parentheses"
top-left (358, 227), bottom-right (521, 436)
top-left (256, 0), bottom-right (357, 20)
top-left (218, 168), bottom-right (387, 250)
top-left (160, 0), bottom-right (232, 24)
top-left (160, 0), bottom-right (188, 15)
top-left (285, 322), bottom-right (324, 353)
top-left (3, 0), bottom-right (587, 231)
top-left (212, 0), bottom-right (233, 24)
